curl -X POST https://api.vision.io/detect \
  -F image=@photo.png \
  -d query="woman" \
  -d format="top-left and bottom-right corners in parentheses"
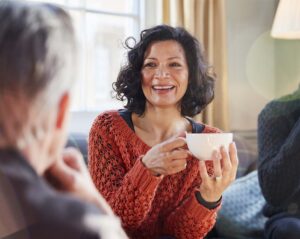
top-left (89, 25), bottom-right (238, 239)
top-left (0, 1), bottom-right (125, 238)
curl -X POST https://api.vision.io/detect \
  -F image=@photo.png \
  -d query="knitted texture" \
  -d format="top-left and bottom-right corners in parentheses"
top-left (216, 170), bottom-right (266, 239)
top-left (257, 94), bottom-right (300, 217)
top-left (89, 110), bottom-right (220, 239)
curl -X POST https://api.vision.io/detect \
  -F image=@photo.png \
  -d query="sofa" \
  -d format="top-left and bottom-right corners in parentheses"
top-left (66, 130), bottom-right (266, 239)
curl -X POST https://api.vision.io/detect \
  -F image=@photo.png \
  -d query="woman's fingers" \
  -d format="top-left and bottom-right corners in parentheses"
top-left (229, 142), bottom-right (239, 179)
top-left (143, 133), bottom-right (190, 176)
top-left (170, 158), bottom-right (187, 171)
top-left (161, 137), bottom-right (187, 152)
top-left (198, 160), bottom-right (209, 183)
top-left (197, 141), bottom-right (239, 202)
top-left (152, 155), bottom-right (188, 174)
top-left (168, 148), bottom-right (190, 159)
top-left (212, 150), bottom-right (222, 178)
top-left (148, 149), bottom-right (189, 166)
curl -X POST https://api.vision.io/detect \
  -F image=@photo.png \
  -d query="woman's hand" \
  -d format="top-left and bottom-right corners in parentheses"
top-left (142, 135), bottom-right (190, 176)
top-left (198, 142), bottom-right (238, 202)
top-left (46, 147), bottom-right (114, 215)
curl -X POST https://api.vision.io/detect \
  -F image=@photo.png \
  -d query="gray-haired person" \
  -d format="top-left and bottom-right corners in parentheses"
top-left (0, 1), bottom-right (126, 238)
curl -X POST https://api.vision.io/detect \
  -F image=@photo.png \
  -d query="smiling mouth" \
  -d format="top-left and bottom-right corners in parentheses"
top-left (152, 85), bottom-right (175, 91)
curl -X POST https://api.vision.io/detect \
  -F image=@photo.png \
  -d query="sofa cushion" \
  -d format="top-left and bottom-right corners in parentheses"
top-left (215, 170), bottom-right (266, 239)
top-left (233, 132), bottom-right (258, 178)
top-left (66, 133), bottom-right (88, 164)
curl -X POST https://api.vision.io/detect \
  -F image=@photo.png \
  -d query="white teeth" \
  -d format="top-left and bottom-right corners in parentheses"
top-left (153, 85), bottom-right (174, 90)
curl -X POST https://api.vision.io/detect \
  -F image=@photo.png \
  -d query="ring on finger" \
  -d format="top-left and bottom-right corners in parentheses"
top-left (215, 176), bottom-right (222, 181)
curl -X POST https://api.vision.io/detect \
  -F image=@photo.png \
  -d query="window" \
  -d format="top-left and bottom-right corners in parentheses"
top-left (26, 0), bottom-right (142, 111)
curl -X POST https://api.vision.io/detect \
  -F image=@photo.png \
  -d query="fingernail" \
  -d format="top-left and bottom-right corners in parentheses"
top-left (213, 150), bottom-right (220, 159)
top-left (216, 152), bottom-right (222, 160)
top-left (212, 150), bottom-right (217, 157)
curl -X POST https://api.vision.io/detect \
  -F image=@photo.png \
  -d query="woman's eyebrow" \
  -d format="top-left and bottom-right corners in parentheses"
top-left (145, 56), bottom-right (182, 60)
top-left (168, 56), bottom-right (181, 60)
top-left (144, 57), bottom-right (157, 60)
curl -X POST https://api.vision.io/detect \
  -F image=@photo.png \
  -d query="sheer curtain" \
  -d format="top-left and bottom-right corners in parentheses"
top-left (161, 0), bottom-right (229, 130)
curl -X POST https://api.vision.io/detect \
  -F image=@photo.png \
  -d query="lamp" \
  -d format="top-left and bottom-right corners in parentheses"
top-left (271, 0), bottom-right (300, 39)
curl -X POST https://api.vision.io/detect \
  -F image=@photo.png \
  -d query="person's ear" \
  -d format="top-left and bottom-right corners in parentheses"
top-left (56, 92), bottom-right (70, 130)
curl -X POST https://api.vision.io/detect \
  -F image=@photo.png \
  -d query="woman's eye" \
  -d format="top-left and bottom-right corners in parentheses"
top-left (144, 62), bottom-right (156, 68)
top-left (170, 62), bottom-right (181, 67)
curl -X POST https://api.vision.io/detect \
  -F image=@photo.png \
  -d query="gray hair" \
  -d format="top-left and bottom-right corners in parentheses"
top-left (0, 0), bottom-right (76, 148)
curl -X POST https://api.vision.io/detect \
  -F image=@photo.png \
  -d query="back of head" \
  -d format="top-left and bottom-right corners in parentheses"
top-left (0, 0), bottom-right (76, 148)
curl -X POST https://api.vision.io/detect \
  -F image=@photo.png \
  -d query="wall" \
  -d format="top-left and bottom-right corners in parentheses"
top-left (226, 0), bottom-right (278, 131)
top-left (274, 39), bottom-right (300, 96)
top-left (227, 0), bottom-right (300, 131)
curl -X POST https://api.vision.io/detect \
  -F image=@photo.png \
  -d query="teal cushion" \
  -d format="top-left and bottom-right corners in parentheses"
top-left (215, 171), bottom-right (267, 239)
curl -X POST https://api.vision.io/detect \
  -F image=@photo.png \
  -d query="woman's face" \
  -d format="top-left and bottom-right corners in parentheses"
top-left (141, 40), bottom-right (189, 110)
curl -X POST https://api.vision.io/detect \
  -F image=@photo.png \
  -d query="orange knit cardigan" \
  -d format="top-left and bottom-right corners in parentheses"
top-left (89, 110), bottom-right (221, 239)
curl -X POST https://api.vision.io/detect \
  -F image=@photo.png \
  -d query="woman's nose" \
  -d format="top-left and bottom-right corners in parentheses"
top-left (154, 67), bottom-right (170, 78)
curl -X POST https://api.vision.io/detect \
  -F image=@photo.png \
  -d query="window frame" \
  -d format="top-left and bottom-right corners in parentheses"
top-left (25, 0), bottom-right (160, 133)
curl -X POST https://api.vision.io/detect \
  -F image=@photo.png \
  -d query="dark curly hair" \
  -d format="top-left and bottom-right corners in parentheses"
top-left (113, 24), bottom-right (215, 117)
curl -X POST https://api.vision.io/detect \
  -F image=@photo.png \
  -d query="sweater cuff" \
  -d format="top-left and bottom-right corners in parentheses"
top-left (182, 191), bottom-right (221, 219)
top-left (127, 157), bottom-right (163, 193)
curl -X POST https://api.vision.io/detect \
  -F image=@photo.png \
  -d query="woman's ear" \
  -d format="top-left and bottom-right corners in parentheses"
top-left (56, 92), bottom-right (70, 130)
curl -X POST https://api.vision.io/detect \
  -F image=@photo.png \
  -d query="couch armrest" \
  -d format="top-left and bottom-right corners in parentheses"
top-left (66, 133), bottom-right (88, 164)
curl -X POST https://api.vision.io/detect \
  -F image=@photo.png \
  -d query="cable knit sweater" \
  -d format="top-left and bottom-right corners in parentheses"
top-left (258, 90), bottom-right (300, 217)
top-left (89, 110), bottom-right (221, 239)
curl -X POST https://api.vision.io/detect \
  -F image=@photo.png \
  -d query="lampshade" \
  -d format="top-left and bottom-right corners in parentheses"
top-left (271, 0), bottom-right (300, 39)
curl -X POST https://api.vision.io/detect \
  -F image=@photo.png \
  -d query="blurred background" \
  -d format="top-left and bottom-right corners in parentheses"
top-left (23, 0), bottom-right (300, 144)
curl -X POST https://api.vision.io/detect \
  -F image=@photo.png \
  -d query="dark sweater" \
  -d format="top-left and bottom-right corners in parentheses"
top-left (0, 149), bottom-right (121, 239)
top-left (257, 90), bottom-right (300, 217)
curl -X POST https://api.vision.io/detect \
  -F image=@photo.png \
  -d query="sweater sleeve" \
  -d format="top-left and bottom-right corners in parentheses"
top-left (162, 190), bottom-right (219, 239)
top-left (88, 113), bottom-right (162, 230)
top-left (257, 101), bottom-right (300, 208)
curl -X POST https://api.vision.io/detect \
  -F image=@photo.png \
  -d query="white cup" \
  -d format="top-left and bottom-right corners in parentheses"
top-left (186, 133), bottom-right (233, 160)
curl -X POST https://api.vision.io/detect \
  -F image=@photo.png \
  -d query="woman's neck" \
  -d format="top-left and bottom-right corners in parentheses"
top-left (132, 105), bottom-right (191, 146)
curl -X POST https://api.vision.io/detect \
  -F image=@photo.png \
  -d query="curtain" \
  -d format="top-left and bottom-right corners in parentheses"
top-left (161, 0), bottom-right (229, 131)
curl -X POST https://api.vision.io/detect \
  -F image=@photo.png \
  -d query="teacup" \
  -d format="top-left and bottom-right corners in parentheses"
top-left (186, 133), bottom-right (233, 160)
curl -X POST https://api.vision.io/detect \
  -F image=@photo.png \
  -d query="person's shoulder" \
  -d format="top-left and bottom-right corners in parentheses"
top-left (90, 110), bottom-right (122, 132)
top-left (33, 186), bottom-right (109, 236)
top-left (35, 195), bottom-right (105, 238)
top-left (42, 194), bottom-right (125, 239)
top-left (191, 118), bottom-right (221, 133)
top-left (258, 97), bottom-right (293, 123)
top-left (0, 157), bottom-right (103, 238)
top-left (93, 110), bottom-right (120, 124)
top-left (260, 90), bottom-right (300, 118)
